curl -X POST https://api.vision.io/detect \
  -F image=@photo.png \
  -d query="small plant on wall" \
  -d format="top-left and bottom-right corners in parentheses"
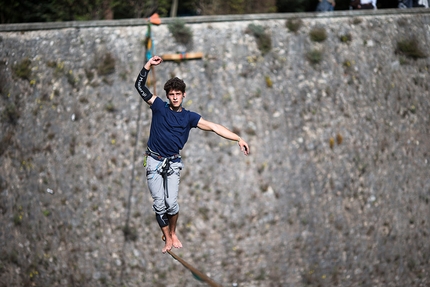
top-left (395, 37), bottom-right (427, 60)
top-left (12, 58), bottom-right (32, 80)
top-left (339, 33), bottom-right (352, 44)
top-left (97, 52), bottom-right (116, 76)
top-left (309, 27), bottom-right (327, 42)
top-left (286, 18), bottom-right (303, 34)
top-left (246, 23), bottom-right (272, 55)
top-left (168, 19), bottom-right (193, 46)
top-left (306, 49), bottom-right (323, 66)
top-left (2, 103), bottom-right (20, 125)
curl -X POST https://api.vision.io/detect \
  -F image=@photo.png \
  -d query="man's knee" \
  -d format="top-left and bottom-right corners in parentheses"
top-left (155, 213), bottom-right (169, 228)
top-left (166, 201), bottom-right (179, 215)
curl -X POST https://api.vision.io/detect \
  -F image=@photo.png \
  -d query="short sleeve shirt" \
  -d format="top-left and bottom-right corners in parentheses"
top-left (147, 97), bottom-right (201, 158)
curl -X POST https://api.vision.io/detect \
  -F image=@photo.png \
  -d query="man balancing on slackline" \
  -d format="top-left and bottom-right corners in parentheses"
top-left (135, 55), bottom-right (250, 253)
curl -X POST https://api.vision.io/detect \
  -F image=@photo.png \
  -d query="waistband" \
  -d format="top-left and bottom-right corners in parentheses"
top-left (145, 147), bottom-right (181, 162)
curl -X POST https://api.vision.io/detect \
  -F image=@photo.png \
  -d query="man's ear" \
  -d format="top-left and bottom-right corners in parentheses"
top-left (183, 92), bottom-right (186, 98)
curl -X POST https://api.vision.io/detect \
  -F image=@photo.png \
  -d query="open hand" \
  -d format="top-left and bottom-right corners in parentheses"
top-left (238, 139), bottom-right (250, 156)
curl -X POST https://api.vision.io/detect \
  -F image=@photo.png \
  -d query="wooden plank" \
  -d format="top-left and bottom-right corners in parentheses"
top-left (161, 52), bottom-right (204, 61)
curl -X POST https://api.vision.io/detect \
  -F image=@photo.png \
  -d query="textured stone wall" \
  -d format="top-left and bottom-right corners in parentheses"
top-left (0, 9), bottom-right (429, 287)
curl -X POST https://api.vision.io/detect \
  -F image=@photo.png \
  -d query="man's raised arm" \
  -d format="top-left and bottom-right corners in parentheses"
top-left (134, 56), bottom-right (163, 105)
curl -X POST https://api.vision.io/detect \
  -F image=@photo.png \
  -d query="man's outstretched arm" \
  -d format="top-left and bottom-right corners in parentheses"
top-left (134, 56), bottom-right (162, 105)
top-left (197, 118), bottom-right (250, 155)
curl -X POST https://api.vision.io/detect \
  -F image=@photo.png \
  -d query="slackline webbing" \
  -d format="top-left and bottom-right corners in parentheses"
top-left (163, 237), bottom-right (223, 287)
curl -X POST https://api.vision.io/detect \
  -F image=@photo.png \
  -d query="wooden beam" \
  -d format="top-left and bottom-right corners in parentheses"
top-left (161, 52), bottom-right (204, 61)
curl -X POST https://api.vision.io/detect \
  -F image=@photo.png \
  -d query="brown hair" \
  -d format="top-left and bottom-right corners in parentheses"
top-left (164, 77), bottom-right (186, 95)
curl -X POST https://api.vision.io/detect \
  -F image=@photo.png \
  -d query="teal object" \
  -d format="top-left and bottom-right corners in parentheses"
top-left (192, 271), bottom-right (204, 282)
top-left (145, 23), bottom-right (154, 61)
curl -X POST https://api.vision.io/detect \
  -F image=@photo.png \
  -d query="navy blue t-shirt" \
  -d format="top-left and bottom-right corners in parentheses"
top-left (147, 97), bottom-right (201, 158)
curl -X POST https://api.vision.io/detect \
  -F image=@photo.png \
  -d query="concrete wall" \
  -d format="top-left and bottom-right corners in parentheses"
top-left (0, 9), bottom-right (429, 287)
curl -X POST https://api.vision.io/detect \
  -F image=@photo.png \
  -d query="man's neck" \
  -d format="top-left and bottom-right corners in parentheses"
top-left (170, 105), bottom-right (182, 112)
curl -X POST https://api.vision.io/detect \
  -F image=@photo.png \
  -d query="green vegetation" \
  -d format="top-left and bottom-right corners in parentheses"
top-left (306, 49), bottom-right (323, 65)
top-left (46, 60), bottom-right (56, 68)
top-left (246, 23), bottom-right (272, 55)
top-left (47, 60), bottom-right (78, 86)
top-left (343, 59), bottom-right (353, 68)
top-left (66, 70), bottom-right (77, 87)
top-left (343, 59), bottom-right (355, 73)
top-left (85, 69), bottom-right (94, 81)
top-left (265, 76), bottom-right (273, 88)
top-left (97, 52), bottom-right (115, 76)
top-left (122, 225), bottom-right (138, 241)
top-left (13, 213), bottom-right (23, 225)
top-left (351, 17), bottom-right (362, 25)
top-left (0, 0), bottom-right (303, 23)
top-left (329, 137), bottom-right (335, 149)
top-left (0, 0), bottom-right (392, 24)
top-left (168, 19), bottom-right (193, 46)
top-left (339, 33), bottom-right (352, 44)
top-left (286, 18), bottom-right (303, 34)
top-left (2, 103), bottom-right (20, 124)
top-left (309, 27), bottom-right (327, 42)
top-left (105, 101), bottom-right (115, 113)
top-left (54, 61), bottom-right (65, 77)
top-left (12, 58), bottom-right (31, 80)
top-left (0, 130), bottom-right (13, 156)
top-left (336, 133), bottom-right (343, 145)
top-left (396, 37), bottom-right (427, 60)
top-left (46, 60), bottom-right (66, 78)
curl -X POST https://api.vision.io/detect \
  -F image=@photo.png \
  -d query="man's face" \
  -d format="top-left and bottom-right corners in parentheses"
top-left (167, 89), bottom-right (185, 108)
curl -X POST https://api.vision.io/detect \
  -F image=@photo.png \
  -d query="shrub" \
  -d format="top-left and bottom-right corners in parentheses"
top-left (246, 23), bottom-right (272, 55)
top-left (329, 137), bottom-right (335, 149)
top-left (339, 33), bottom-right (352, 44)
top-left (343, 59), bottom-right (353, 68)
top-left (352, 17), bottom-right (362, 25)
top-left (98, 52), bottom-right (115, 76)
top-left (309, 27), bottom-right (327, 42)
top-left (396, 38), bottom-right (427, 60)
top-left (265, 76), bottom-right (273, 88)
top-left (67, 70), bottom-right (77, 87)
top-left (105, 101), bottom-right (115, 112)
top-left (13, 58), bottom-right (31, 80)
top-left (0, 71), bottom-right (6, 96)
top-left (306, 49), bottom-right (323, 65)
top-left (168, 19), bottom-right (193, 46)
top-left (13, 213), bottom-right (23, 225)
top-left (0, 130), bottom-right (13, 156)
top-left (336, 133), bottom-right (343, 145)
top-left (343, 59), bottom-right (355, 72)
top-left (286, 18), bottom-right (303, 34)
top-left (85, 69), bottom-right (94, 81)
top-left (53, 61), bottom-right (65, 78)
top-left (122, 225), bottom-right (138, 241)
top-left (2, 103), bottom-right (20, 124)
top-left (46, 60), bottom-right (56, 68)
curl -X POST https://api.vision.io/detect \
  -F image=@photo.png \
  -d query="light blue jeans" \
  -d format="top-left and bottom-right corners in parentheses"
top-left (316, 0), bottom-right (334, 11)
top-left (145, 155), bottom-right (183, 216)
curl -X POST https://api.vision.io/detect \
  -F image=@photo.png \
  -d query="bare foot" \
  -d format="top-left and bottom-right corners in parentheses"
top-left (171, 233), bottom-right (182, 249)
top-left (162, 237), bottom-right (173, 253)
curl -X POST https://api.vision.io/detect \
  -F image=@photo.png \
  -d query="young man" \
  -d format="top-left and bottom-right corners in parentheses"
top-left (135, 55), bottom-right (250, 253)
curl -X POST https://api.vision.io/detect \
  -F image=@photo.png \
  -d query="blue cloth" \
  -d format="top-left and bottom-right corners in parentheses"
top-left (147, 97), bottom-right (201, 159)
top-left (316, 0), bottom-right (334, 11)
